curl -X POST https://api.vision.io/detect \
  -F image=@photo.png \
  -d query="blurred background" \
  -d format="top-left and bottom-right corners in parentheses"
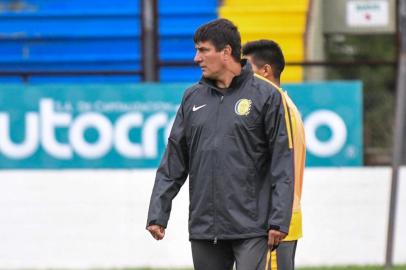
top-left (0, 0), bottom-right (404, 269)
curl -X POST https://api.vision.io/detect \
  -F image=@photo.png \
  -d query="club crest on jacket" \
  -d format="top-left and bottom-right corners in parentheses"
top-left (234, 99), bottom-right (252, 116)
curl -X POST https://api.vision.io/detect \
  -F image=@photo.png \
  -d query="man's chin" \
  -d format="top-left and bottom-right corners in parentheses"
top-left (202, 72), bottom-right (213, 79)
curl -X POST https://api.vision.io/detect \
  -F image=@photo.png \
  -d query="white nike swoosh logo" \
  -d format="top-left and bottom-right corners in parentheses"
top-left (192, 104), bottom-right (207, 112)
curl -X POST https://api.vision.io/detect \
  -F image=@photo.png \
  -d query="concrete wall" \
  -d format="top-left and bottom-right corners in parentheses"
top-left (0, 168), bottom-right (405, 268)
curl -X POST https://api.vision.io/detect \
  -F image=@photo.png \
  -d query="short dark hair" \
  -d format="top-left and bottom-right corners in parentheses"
top-left (193, 18), bottom-right (241, 62)
top-left (242, 40), bottom-right (285, 79)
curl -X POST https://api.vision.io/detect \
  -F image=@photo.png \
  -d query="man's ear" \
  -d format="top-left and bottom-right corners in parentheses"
top-left (223, 45), bottom-right (232, 60)
top-left (263, 64), bottom-right (273, 78)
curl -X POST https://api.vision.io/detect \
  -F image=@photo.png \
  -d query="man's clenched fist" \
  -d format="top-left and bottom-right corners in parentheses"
top-left (147, 224), bottom-right (165, 240)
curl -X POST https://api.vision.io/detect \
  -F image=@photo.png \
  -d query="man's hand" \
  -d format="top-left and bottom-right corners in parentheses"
top-left (147, 224), bottom-right (165, 240)
top-left (268, 229), bottom-right (287, 250)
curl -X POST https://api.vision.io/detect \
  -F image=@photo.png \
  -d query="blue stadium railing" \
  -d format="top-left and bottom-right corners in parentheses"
top-left (0, 0), bottom-right (217, 83)
top-left (158, 0), bottom-right (218, 82)
top-left (0, 0), bottom-right (142, 82)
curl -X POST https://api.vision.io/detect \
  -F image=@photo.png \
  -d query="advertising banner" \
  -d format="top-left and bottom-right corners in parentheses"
top-left (287, 81), bottom-right (363, 166)
top-left (0, 82), bottom-right (362, 168)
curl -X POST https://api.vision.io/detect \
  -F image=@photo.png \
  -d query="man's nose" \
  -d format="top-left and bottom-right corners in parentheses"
top-left (194, 52), bottom-right (202, 63)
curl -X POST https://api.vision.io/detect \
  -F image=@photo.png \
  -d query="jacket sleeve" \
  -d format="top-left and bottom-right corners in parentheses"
top-left (264, 90), bottom-right (295, 234)
top-left (146, 95), bottom-right (189, 228)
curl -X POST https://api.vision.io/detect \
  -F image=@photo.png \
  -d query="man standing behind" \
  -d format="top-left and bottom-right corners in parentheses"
top-left (147, 19), bottom-right (295, 270)
top-left (243, 39), bottom-right (306, 270)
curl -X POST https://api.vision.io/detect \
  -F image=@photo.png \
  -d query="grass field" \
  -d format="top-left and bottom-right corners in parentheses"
top-left (297, 267), bottom-right (406, 270)
top-left (131, 267), bottom-right (406, 270)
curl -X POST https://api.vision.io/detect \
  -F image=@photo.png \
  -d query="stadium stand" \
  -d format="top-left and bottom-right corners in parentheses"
top-left (0, 0), bottom-right (142, 82)
top-left (219, 0), bottom-right (309, 82)
top-left (158, 0), bottom-right (217, 82)
top-left (0, 0), bottom-right (308, 83)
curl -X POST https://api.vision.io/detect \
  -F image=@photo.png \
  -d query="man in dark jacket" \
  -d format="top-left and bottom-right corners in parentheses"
top-left (147, 18), bottom-right (295, 270)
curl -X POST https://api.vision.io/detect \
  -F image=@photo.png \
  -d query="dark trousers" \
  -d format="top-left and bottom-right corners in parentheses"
top-left (191, 237), bottom-right (268, 270)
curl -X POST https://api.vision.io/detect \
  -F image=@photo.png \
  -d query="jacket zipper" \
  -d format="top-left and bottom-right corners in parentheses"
top-left (213, 94), bottom-right (224, 245)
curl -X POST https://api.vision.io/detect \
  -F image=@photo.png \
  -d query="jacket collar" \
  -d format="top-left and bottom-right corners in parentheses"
top-left (199, 59), bottom-right (253, 93)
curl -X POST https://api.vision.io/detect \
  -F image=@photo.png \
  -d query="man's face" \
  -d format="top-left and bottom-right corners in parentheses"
top-left (194, 41), bottom-right (225, 79)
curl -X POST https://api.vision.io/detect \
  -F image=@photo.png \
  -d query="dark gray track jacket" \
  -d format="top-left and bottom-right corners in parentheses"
top-left (147, 62), bottom-right (294, 241)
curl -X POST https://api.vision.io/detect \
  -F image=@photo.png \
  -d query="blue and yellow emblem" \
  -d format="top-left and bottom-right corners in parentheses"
top-left (234, 99), bottom-right (252, 116)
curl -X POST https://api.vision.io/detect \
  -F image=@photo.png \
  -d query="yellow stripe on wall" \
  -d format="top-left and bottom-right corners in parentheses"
top-left (219, 0), bottom-right (309, 82)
